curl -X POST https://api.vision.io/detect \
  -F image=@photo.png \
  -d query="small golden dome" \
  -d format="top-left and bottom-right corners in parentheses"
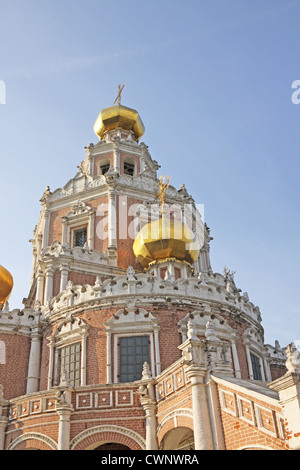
top-left (133, 217), bottom-right (200, 268)
top-left (0, 265), bottom-right (13, 306)
top-left (93, 104), bottom-right (145, 141)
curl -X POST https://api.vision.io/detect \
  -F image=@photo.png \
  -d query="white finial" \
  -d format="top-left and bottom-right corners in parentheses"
top-left (187, 320), bottom-right (199, 341)
top-left (142, 362), bottom-right (152, 380)
top-left (205, 320), bottom-right (220, 342)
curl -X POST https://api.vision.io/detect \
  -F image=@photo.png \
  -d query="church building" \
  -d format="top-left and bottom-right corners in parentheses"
top-left (0, 92), bottom-right (299, 451)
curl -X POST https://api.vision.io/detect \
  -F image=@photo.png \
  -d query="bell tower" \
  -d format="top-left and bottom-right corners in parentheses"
top-left (25, 90), bottom-right (210, 308)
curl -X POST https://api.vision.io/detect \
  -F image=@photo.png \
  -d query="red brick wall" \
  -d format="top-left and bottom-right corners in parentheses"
top-left (0, 333), bottom-right (31, 400)
top-left (270, 364), bottom-right (287, 381)
top-left (49, 206), bottom-right (69, 246)
top-left (68, 271), bottom-right (96, 288)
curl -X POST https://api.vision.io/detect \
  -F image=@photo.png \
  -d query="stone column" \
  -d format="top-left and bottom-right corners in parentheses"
top-left (59, 264), bottom-right (69, 292)
top-left (113, 145), bottom-right (120, 173)
top-left (231, 341), bottom-right (241, 379)
top-left (61, 216), bottom-right (68, 246)
top-left (106, 329), bottom-right (112, 384)
top-left (244, 343), bottom-right (254, 379)
top-left (80, 330), bottom-right (88, 386)
top-left (185, 365), bottom-right (214, 450)
top-left (87, 150), bottom-right (93, 176)
top-left (36, 270), bottom-right (44, 304)
top-left (108, 188), bottom-right (117, 248)
top-left (107, 186), bottom-right (117, 266)
top-left (154, 326), bottom-right (161, 376)
top-left (178, 321), bottom-right (214, 450)
top-left (138, 363), bottom-right (158, 450)
top-left (143, 399), bottom-right (158, 450)
top-left (47, 338), bottom-right (55, 389)
top-left (263, 356), bottom-right (272, 382)
top-left (88, 210), bottom-right (95, 250)
top-left (42, 209), bottom-right (50, 249)
top-left (57, 407), bottom-right (72, 450)
top-left (44, 267), bottom-right (54, 304)
top-left (56, 373), bottom-right (73, 450)
top-left (26, 326), bottom-right (42, 394)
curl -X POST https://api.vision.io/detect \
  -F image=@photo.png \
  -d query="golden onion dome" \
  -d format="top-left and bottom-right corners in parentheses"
top-left (133, 217), bottom-right (200, 268)
top-left (93, 104), bottom-right (145, 141)
top-left (0, 265), bottom-right (13, 306)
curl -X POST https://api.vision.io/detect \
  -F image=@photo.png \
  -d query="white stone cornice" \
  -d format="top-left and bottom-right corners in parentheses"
top-left (0, 307), bottom-right (40, 337)
top-left (43, 272), bottom-right (263, 334)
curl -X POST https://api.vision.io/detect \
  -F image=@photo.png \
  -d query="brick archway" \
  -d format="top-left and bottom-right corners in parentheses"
top-left (70, 425), bottom-right (145, 450)
top-left (157, 409), bottom-right (194, 449)
top-left (8, 433), bottom-right (58, 450)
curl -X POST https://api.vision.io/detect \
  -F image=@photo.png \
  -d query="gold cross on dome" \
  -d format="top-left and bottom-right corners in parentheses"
top-left (155, 176), bottom-right (171, 214)
top-left (114, 83), bottom-right (125, 105)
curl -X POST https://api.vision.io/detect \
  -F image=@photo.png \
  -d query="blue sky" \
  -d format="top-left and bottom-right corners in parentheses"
top-left (1, 0), bottom-right (299, 347)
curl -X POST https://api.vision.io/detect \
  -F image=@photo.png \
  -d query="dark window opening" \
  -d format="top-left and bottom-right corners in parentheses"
top-left (124, 162), bottom-right (135, 176)
top-left (100, 163), bottom-right (110, 175)
top-left (250, 353), bottom-right (262, 380)
top-left (119, 336), bottom-right (149, 382)
top-left (58, 343), bottom-right (81, 387)
top-left (73, 227), bottom-right (87, 247)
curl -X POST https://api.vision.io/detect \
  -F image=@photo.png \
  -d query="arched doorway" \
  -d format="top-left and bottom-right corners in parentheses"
top-left (94, 443), bottom-right (131, 450)
top-left (160, 427), bottom-right (194, 450)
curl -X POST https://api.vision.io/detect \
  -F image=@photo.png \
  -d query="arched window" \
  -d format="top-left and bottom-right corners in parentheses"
top-left (98, 158), bottom-right (111, 176)
top-left (123, 159), bottom-right (135, 176)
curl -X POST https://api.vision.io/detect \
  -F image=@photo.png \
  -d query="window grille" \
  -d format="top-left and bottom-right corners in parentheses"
top-left (124, 162), bottom-right (135, 176)
top-left (58, 343), bottom-right (81, 387)
top-left (100, 163), bottom-right (110, 175)
top-left (73, 227), bottom-right (87, 247)
top-left (119, 336), bottom-right (149, 382)
top-left (250, 352), bottom-right (262, 380)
